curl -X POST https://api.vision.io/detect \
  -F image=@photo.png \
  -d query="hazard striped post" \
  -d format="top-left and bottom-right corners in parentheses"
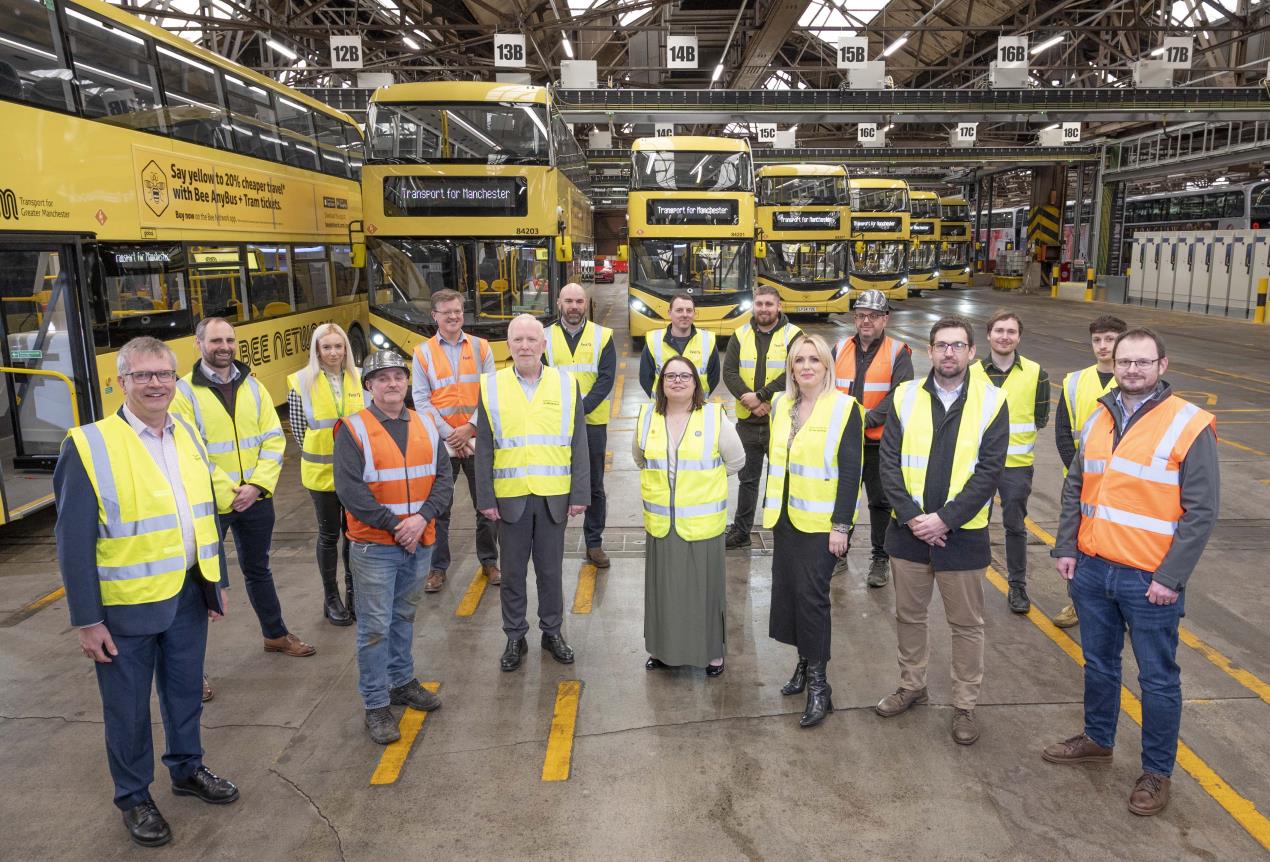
top-left (1084, 266), bottom-right (1096, 302)
top-left (1255, 276), bottom-right (1269, 324)
top-left (1050, 264), bottom-right (1060, 298)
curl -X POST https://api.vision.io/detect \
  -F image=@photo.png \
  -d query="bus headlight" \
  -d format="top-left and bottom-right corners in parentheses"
top-left (629, 297), bottom-right (651, 316)
top-left (371, 330), bottom-right (388, 347)
top-left (899, 276), bottom-right (909, 285)
top-left (738, 299), bottom-right (753, 312)
top-left (963, 266), bottom-right (971, 273)
top-left (933, 270), bottom-right (941, 278)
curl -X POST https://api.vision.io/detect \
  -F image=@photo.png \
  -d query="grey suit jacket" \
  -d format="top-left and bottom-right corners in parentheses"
top-left (475, 371), bottom-right (590, 524)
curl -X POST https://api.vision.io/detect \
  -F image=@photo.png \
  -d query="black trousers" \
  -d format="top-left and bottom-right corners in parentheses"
top-left (497, 496), bottom-right (567, 639)
top-left (732, 420), bottom-right (769, 535)
top-left (432, 454), bottom-right (499, 572)
top-left (584, 423), bottom-right (608, 548)
top-left (769, 512), bottom-right (836, 663)
top-left (861, 444), bottom-right (890, 561)
top-left (218, 497), bottom-right (287, 639)
top-left (309, 489), bottom-right (351, 590)
top-left (991, 464), bottom-right (1034, 586)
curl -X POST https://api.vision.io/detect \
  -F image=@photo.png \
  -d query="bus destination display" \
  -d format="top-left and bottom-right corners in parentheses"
top-left (383, 176), bottom-right (528, 217)
top-left (646, 199), bottom-right (739, 226)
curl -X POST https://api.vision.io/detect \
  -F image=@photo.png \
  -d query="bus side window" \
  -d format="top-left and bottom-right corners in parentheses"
top-left (156, 45), bottom-right (228, 149)
top-left (96, 244), bottom-right (194, 348)
top-left (223, 72), bottom-right (282, 163)
top-left (247, 244), bottom-right (293, 318)
top-left (0, 2), bottom-right (73, 111)
top-left (292, 245), bottom-right (331, 310)
top-left (331, 245), bottom-right (362, 298)
top-left (275, 96), bottom-right (320, 171)
top-left (64, 5), bottom-right (165, 134)
top-left (313, 112), bottom-right (351, 179)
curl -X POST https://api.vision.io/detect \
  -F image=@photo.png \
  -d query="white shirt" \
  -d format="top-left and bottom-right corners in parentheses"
top-left (122, 404), bottom-right (197, 570)
top-left (934, 379), bottom-right (964, 411)
top-left (200, 360), bottom-right (240, 385)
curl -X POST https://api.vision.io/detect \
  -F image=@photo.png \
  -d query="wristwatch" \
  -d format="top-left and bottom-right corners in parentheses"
top-left (830, 523), bottom-right (851, 534)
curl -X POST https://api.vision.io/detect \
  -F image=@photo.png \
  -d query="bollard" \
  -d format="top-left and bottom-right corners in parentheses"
top-left (1084, 266), bottom-right (1095, 302)
top-left (1256, 276), bottom-right (1269, 324)
top-left (1051, 264), bottom-right (1060, 298)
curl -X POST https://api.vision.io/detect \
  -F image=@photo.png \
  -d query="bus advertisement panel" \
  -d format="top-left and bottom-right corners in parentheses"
top-left (755, 164), bottom-right (851, 317)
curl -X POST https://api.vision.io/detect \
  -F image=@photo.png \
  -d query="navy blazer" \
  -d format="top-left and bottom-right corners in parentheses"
top-left (54, 409), bottom-right (229, 636)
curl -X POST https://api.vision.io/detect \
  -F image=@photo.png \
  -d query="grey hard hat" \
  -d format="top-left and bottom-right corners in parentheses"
top-left (361, 349), bottom-right (409, 386)
top-left (852, 289), bottom-right (890, 313)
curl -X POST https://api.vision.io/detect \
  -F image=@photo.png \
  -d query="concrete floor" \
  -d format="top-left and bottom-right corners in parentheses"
top-left (2, 277), bottom-right (1269, 860)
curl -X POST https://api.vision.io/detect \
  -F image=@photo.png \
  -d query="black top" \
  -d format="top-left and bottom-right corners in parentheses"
top-left (639, 326), bottom-right (721, 397)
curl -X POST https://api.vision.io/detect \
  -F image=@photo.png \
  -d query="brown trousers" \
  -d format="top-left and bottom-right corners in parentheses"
top-left (891, 557), bottom-right (986, 711)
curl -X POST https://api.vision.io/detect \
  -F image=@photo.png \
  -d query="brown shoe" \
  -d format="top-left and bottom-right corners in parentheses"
top-left (484, 564), bottom-right (501, 587)
top-left (952, 709), bottom-right (979, 745)
top-left (425, 569), bottom-right (446, 593)
top-left (875, 686), bottom-right (929, 717)
top-left (1053, 603), bottom-right (1079, 629)
top-left (1042, 733), bottom-right (1114, 765)
top-left (1128, 772), bottom-right (1171, 816)
top-left (201, 675), bottom-right (214, 703)
top-left (263, 633), bottom-right (316, 657)
top-left (586, 546), bottom-right (611, 568)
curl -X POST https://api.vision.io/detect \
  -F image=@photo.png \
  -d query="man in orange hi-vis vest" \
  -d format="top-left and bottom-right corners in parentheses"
top-left (1045, 328), bottom-right (1219, 819)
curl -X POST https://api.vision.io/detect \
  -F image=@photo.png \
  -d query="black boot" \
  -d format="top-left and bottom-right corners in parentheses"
top-left (780, 656), bottom-right (808, 696)
top-left (799, 662), bottom-right (834, 728)
top-left (322, 570), bottom-right (352, 626)
top-left (345, 573), bottom-right (356, 621)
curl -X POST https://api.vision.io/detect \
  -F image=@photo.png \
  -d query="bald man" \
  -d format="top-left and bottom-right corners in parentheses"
top-left (476, 315), bottom-right (590, 671)
top-left (544, 284), bottom-right (616, 568)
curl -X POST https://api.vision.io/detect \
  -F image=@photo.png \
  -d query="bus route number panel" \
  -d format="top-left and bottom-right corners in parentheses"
top-left (382, 176), bottom-right (529, 218)
top-left (773, 211), bottom-right (841, 231)
top-left (645, 199), bottom-right (740, 226)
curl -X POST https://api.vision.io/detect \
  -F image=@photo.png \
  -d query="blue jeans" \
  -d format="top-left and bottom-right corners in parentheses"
top-left (1070, 553), bottom-right (1185, 776)
top-left (350, 541), bottom-right (432, 710)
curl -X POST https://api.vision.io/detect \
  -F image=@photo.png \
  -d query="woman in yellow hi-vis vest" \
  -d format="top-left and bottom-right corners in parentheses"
top-left (634, 356), bottom-right (745, 675)
top-left (287, 324), bottom-right (363, 626)
top-left (764, 333), bottom-right (864, 728)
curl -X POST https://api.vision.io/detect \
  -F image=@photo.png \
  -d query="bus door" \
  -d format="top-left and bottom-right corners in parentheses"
top-left (0, 236), bottom-right (96, 524)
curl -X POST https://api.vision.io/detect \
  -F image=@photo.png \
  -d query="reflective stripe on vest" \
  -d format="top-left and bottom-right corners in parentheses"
top-left (546, 320), bottom-right (613, 425)
top-left (342, 408), bottom-right (439, 545)
top-left (970, 355), bottom-right (1041, 467)
top-left (67, 414), bottom-right (221, 606)
top-left (648, 327), bottom-right (715, 391)
top-left (414, 334), bottom-right (489, 428)
top-left (833, 335), bottom-right (904, 441)
top-left (1077, 397), bottom-right (1215, 571)
top-left (762, 390), bottom-right (862, 533)
top-left (1063, 365), bottom-right (1117, 452)
top-left (289, 369), bottom-right (364, 492)
top-left (734, 320), bottom-right (801, 420)
top-left (483, 366), bottom-right (576, 498)
top-left (637, 402), bottom-right (728, 540)
top-left (894, 379), bottom-right (1005, 529)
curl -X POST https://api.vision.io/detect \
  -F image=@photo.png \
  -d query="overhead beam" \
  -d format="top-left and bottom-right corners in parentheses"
top-left (730, 0), bottom-right (810, 89)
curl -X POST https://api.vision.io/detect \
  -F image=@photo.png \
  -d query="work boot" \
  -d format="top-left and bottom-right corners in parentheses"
top-left (1128, 773), bottom-right (1171, 816)
top-left (1008, 584), bottom-right (1031, 614)
top-left (484, 564), bottom-right (501, 587)
top-left (799, 662), bottom-right (833, 728)
top-left (322, 571), bottom-right (352, 626)
top-left (724, 526), bottom-right (751, 550)
top-left (586, 546), bottom-right (611, 568)
top-left (345, 573), bottom-right (356, 621)
top-left (875, 686), bottom-right (929, 717)
top-left (1042, 733), bottom-right (1114, 765)
top-left (952, 709), bottom-right (980, 745)
top-left (364, 707), bottom-right (400, 745)
top-left (831, 555), bottom-right (851, 578)
top-left (866, 557), bottom-right (890, 588)
top-left (780, 656), bottom-right (808, 696)
top-left (1053, 603), bottom-right (1079, 628)
top-left (424, 569), bottom-right (446, 592)
top-left (389, 679), bottom-right (442, 712)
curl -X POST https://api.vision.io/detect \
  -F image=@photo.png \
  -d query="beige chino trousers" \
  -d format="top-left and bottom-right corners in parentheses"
top-left (891, 557), bottom-right (986, 711)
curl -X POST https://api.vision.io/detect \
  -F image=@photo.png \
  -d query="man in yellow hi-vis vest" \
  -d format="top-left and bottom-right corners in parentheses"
top-left (54, 337), bottom-right (237, 848)
top-left (173, 317), bottom-right (314, 658)
top-left (545, 283), bottom-right (616, 568)
top-left (875, 316), bottom-right (1009, 747)
top-left (475, 315), bottom-right (590, 672)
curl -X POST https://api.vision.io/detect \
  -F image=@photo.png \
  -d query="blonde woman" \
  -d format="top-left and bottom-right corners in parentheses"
top-left (287, 324), bottom-right (364, 625)
top-left (764, 333), bottom-right (864, 727)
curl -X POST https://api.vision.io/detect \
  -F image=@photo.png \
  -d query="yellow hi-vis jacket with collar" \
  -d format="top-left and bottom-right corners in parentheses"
top-left (546, 320), bottom-right (613, 425)
top-left (637, 402), bottom-right (728, 540)
top-left (1064, 364), bottom-right (1117, 453)
top-left (763, 390), bottom-right (862, 533)
top-left (647, 327), bottom-right (715, 391)
top-left (287, 368), bottom-right (364, 492)
top-left (892, 378), bottom-right (1006, 530)
top-left (66, 413), bottom-right (222, 606)
top-left (481, 365), bottom-right (576, 499)
top-left (734, 320), bottom-right (802, 420)
top-left (173, 367), bottom-right (286, 513)
top-left (970, 356), bottom-right (1041, 467)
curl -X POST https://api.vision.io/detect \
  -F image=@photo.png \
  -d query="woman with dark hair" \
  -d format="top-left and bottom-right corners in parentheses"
top-left (765, 333), bottom-right (865, 727)
top-left (634, 355), bottom-right (745, 675)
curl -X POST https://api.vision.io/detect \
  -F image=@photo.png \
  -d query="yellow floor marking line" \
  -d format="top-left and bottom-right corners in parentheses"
top-left (572, 563), bottom-right (597, 614)
top-left (610, 374), bottom-right (626, 419)
top-left (542, 680), bottom-right (583, 782)
top-left (604, 450), bottom-right (613, 473)
top-left (0, 586), bottom-right (66, 628)
top-left (1218, 437), bottom-right (1268, 457)
top-left (985, 567), bottom-right (1270, 851)
top-left (370, 682), bottom-right (441, 786)
top-left (454, 566), bottom-right (488, 617)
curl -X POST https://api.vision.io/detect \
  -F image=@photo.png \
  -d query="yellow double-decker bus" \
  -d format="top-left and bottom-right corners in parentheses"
top-left (360, 83), bottom-right (592, 363)
top-left (907, 190), bottom-right (942, 296)
top-left (0, 0), bottom-right (365, 525)
top-left (754, 164), bottom-right (852, 318)
top-left (848, 177), bottom-right (911, 303)
top-left (939, 195), bottom-right (973, 288)
top-left (627, 136), bottom-right (754, 342)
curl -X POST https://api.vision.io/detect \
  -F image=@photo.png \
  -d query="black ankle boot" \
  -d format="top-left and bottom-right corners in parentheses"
top-left (799, 662), bottom-right (833, 728)
top-left (780, 656), bottom-right (808, 696)
top-left (324, 588), bottom-right (352, 626)
top-left (345, 574), bottom-right (356, 621)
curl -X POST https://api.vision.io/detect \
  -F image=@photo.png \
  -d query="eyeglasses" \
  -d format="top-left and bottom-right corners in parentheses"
top-left (662, 372), bottom-right (696, 383)
top-left (932, 341), bottom-right (970, 354)
top-left (124, 370), bottom-right (177, 383)
top-left (1115, 358), bottom-right (1160, 369)
top-left (854, 313), bottom-right (882, 322)
top-left (434, 309), bottom-right (464, 318)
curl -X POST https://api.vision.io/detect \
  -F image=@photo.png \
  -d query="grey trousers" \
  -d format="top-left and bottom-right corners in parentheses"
top-left (993, 465), bottom-right (1034, 586)
top-left (497, 495), bottom-right (566, 639)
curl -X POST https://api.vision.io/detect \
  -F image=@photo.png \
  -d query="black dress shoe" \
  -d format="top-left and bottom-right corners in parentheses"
top-left (705, 659), bottom-right (725, 677)
top-left (501, 636), bottom-right (529, 671)
top-left (645, 656), bottom-right (669, 670)
top-left (1008, 584), bottom-right (1032, 614)
top-left (171, 765), bottom-right (239, 805)
top-left (123, 800), bottom-right (171, 847)
top-left (541, 633), bottom-right (575, 664)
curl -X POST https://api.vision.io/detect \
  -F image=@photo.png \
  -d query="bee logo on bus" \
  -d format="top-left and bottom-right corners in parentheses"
top-left (0, 188), bottom-right (17, 221)
top-left (140, 161), bottom-right (169, 217)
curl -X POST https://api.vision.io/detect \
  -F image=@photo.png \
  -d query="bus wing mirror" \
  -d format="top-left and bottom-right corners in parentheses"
top-left (854, 241), bottom-right (866, 255)
top-left (348, 220), bottom-right (366, 269)
top-left (754, 240), bottom-right (767, 259)
top-left (556, 235), bottom-right (574, 263)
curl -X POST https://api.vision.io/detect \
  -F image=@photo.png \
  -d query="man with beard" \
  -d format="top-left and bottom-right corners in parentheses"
top-left (544, 283), bottom-right (617, 568)
top-left (1044, 328), bottom-right (1218, 817)
top-left (874, 316), bottom-right (1008, 747)
top-left (970, 311), bottom-right (1050, 614)
top-left (722, 284), bottom-right (801, 550)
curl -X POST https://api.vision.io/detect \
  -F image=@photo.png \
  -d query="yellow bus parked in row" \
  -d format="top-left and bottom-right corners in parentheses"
top-left (360, 82), bottom-right (592, 364)
top-left (939, 195), bottom-right (973, 288)
top-left (848, 177), bottom-right (911, 303)
top-left (627, 136), bottom-right (754, 343)
top-left (0, 0), bottom-right (365, 524)
top-left (907, 190), bottom-right (942, 296)
top-left (755, 164), bottom-right (852, 318)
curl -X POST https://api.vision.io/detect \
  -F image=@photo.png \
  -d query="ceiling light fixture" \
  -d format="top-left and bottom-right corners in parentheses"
top-left (1030, 35), bottom-right (1063, 55)
top-left (266, 38), bottom-right (297, 60)
top-left (881, 36), bottom-right (908, 57)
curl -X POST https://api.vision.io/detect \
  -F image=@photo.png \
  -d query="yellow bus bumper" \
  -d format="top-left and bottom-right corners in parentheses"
top-left (759, 277), bottom-right (852, 314)
top-left (628, 287), bottom-right (752, 339)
